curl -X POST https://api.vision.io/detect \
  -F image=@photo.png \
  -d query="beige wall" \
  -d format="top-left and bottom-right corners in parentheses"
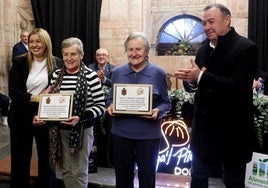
top-left (99, 0), bottom-right (249, 89)
top-left (100, 0), bottom-right (249, 62)
top-left (0, 0), bottom-right (34, 94)
top-left (0, 0), bottom-right (249, 94)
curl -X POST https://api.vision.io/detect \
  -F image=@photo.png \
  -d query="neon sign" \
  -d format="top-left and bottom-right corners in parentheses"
top-left (157, 120), bottom-right (192, 176)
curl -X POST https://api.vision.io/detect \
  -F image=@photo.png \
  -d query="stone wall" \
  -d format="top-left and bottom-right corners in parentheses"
top-left (0, 0), bottom-right (249, 94)
top-left (0, 0), bottom-right (34, 95)
top-left (100, 0), bottom-right (249, 89)
top-left (100, 0), bottom-right (249, 67)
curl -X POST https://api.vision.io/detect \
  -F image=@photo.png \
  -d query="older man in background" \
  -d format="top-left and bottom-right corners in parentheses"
top-left (12, 30), bottom-right (29, 62)
top-left (89, 48), bottom-right (116, 87)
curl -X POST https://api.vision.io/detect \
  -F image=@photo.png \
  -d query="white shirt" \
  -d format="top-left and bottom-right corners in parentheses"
top-left (26, 58), bottom-right (48, 96)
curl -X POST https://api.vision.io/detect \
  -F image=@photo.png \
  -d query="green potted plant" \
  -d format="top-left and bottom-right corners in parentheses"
top-left (171, 39), bottom-right (191, 55)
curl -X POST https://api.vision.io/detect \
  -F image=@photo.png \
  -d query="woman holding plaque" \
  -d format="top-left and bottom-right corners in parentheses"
top-left (8, 28), bottom-right (63, 188)
top-left (33, 37), bottom-right (106, 188)
top-left (106, 32), bottom-right (171, 188)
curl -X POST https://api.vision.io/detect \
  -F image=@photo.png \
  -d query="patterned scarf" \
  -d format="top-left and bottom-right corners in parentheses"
top-left (48, 62), bottom-right (88, 167)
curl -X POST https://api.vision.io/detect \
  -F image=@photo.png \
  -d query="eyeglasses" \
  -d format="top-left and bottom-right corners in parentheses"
top-left (96, 54), bottom-right (109, 57)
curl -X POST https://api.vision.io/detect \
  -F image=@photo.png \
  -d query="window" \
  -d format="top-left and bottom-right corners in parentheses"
top-left (157, 14), bottom-right (207, 55)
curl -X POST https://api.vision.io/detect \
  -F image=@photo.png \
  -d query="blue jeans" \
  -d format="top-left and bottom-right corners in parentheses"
top-left (190, 155), bottom-right (246, 188)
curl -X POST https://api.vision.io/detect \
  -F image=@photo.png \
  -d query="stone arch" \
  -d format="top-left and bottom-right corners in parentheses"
top-left (150, 10), bottom-right (203, 54)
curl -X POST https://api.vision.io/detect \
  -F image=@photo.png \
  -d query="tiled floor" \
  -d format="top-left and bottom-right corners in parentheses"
top-left (0, 122), bottom-right (226, 188)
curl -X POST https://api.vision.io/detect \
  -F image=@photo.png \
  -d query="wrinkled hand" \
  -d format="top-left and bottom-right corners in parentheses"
top-left (97, 70), bottom-right (105, 82)
top-left (252, 77), bottom-right (263, 90)
top-left (174, 59), bottom-right (202, 82)
top-left (141, 108), bottom-right (160, 120)
top-left (107, 104), bottom-right (117, 117)
top-left (33, 115), bottom-right (46, 126)
top-left (107, 104), bottom-right (113, 116)
top-left (60, 116), bottom-right (80, 127)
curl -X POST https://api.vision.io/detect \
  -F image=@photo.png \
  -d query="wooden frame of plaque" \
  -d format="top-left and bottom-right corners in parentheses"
top-left (38, 93), bottom-right (73, 121)
top-left (113, 83), bottom-right (153, 115)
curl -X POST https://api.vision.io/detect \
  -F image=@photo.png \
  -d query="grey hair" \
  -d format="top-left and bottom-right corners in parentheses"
top-left (124, 32), bottom-right (150, 52)
top-left (62, 37), bottom-right (84, 55)
top-left (204, 3), bottom-right (231, 18)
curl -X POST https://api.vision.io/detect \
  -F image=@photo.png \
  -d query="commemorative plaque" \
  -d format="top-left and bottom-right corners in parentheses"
top-left (38, 93), bottom-right (73, 121)
top-left (113, 84), bottom-right (153, 115)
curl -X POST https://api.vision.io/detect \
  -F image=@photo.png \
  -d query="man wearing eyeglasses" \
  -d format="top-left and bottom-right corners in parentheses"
top-left (88, 48), bottom-right (116, 168)
top-left (89, 48), bottom-right (116, 87)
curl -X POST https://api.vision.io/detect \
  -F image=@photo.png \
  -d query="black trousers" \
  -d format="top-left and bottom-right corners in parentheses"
top-left (112, 134), bottom-right (160, 188)
top-left (9, 105), bottom-right (56, 188)
top-left (190, 155), bottom-right (247, 188)
top-left (0, 93), bottom-right (9, 116)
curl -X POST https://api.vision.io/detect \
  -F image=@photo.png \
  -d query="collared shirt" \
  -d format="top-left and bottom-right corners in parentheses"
top-left (107, 61), bottom-right (171, 139)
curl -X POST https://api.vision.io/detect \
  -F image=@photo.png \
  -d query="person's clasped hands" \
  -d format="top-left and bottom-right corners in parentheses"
top-left (33, 115), bottom-right (80, 127)
top-left (175, 59), bottom-right (202, 80)
top-left (97, 69), bottom-right (105, 82)
top-left (174, 59), bottom-right (207, 83)
top-left (32, 84), bottom-right (80, 127)
top-left (252, 77), bottom-right (263, 90)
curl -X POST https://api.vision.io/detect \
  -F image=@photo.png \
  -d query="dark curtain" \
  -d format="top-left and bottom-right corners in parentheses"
top-left (30, 0), bottom-right (102, 65)
top-left (248, 0), bottom-right (268, 154)
top-left (248, 0), bottom-right (268, 75)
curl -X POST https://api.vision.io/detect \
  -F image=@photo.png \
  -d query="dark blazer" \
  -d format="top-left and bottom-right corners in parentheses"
top-left (8, 55), bottom-right (63, 127)
top-left (12, 41), bottom-right (28, 62)
top-left (88, 62), bottom-right (116, 87)
top-left (184, 28), bottom-right (258, 163)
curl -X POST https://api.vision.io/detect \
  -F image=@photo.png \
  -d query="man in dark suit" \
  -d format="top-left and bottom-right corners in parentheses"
top-left (88, 48), bottom-right (116, 168)
top-left (12, 30), bottom-right (29, 62)
top-left (174, 3), bottom-right (258, 188)
top-left (88, 48), bottom-right (116, 87)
